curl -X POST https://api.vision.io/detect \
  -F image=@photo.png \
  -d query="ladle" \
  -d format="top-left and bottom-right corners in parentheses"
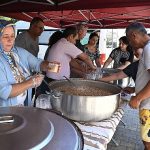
top-left (43, 79), bottom-right (52, 91)
top-left (63, 76), bottom-right (76, 86)
top-left (43, 79), bottom-right (60, 98)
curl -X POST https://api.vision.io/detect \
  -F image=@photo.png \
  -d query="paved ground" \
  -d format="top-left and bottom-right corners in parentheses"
top-left (107, 104), bottom-right (144, 150)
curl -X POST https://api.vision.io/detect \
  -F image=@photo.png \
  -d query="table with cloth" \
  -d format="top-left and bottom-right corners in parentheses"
top-left (36, 95), bottom-right (127, 150)
top-left (75, 101), bottom-right (127, 150)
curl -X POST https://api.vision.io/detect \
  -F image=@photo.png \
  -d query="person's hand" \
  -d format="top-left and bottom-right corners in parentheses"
top-left (92, 65), bottom-right (97, 71)
top-left (41, 60), bottom-right (61, 72)
top-left (98, 77), bottom-right (106, 81)
top-left (47, 61), bottom-right (61, 73)
top-left (31, 74), bottom-right (44, 88)
top-left (129, 96), bottom-right (141, 109)
top-left (85, 66), bottom-right (93, 74)
top-left (123, 87), bottom-right (135, 94)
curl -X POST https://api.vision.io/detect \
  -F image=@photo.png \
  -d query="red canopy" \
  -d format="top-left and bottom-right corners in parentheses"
top-left (0, 0), bottom-right (150, 28)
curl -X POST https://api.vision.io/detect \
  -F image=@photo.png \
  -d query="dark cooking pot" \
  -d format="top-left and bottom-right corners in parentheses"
top-left (49, 79), bottom-right (122, 122)
top-left (101, 68), bottom-right (130, 88)
top-left (0, 107), bottom-right (83, 150)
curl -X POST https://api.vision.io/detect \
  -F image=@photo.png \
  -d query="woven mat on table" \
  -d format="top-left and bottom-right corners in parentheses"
top-left (75, 101), bottom-right (127, 150)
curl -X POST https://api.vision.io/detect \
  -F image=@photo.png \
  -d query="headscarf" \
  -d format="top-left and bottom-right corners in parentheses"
top-left (0, 23), bottom-right (25, 83)
top-left (0, 23), bottom-right (16, 37)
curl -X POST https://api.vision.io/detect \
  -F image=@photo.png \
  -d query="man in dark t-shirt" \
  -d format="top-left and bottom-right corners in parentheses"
top-left (76, 40), bottom-right (84, 52)
top-left (75, 23), bottom-right (88, 51)
top-left (123, 60), bottom-right (139, 82)
top-left (100, 60), bottom-right (139, 82)
top-left (70, 23), bottom-right (88, 78)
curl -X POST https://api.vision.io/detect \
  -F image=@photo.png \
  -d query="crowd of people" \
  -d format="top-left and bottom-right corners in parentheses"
top-left (0, 17), bottom-right (150, 149)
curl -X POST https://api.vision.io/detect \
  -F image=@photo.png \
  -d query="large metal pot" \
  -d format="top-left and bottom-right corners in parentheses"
top-left (102, 68), bottom-right (130, 88)
top-left (49, 79), bottom-right (122, 122)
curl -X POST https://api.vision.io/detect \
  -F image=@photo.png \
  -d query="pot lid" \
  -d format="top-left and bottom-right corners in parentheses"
top-left (0, 107), bottom-right (82, 150)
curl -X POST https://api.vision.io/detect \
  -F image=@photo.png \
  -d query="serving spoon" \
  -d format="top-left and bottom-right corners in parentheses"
top-left (63, 76), bottom-right (76, 86)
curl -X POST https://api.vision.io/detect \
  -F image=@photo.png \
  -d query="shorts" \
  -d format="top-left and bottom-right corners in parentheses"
top-left (140, 109), bottom-right (150, 142)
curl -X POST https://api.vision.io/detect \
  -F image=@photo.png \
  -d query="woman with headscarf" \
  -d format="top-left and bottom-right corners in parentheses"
top-left (0, 24), bottom-right (60, 107)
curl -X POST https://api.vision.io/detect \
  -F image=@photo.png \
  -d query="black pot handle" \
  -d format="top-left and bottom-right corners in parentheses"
top-left (46, 90), bottom-right (61, 99)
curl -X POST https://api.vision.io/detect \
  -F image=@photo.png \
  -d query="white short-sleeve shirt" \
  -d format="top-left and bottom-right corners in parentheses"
top-left (135, 41), bottom-right (150, 109)
top-left (15, 31), bottom-right (39, 57)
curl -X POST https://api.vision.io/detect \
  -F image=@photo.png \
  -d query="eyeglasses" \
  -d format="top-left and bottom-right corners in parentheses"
top-left (35, 25), bottom-right (44, 30)
top-left (2, 35), bottom-right (15, 40)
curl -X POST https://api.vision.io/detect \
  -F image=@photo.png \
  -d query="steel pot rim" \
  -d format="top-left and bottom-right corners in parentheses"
top-left (49, 79), bottom-right (122, 97)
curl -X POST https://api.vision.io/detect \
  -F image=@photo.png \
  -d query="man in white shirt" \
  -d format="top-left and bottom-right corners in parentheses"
top-left (126, 22), bottom-right (150, 150)
top-left (15, 17), bottom-right (44, 57)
